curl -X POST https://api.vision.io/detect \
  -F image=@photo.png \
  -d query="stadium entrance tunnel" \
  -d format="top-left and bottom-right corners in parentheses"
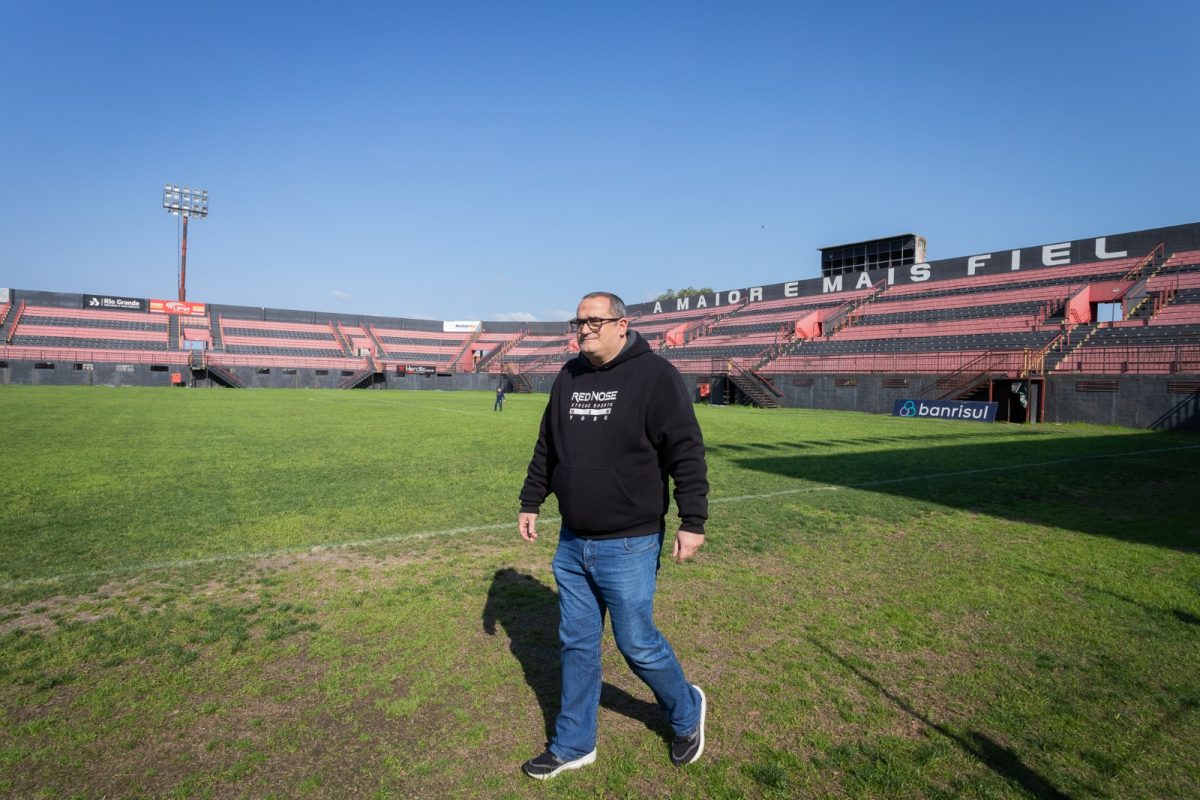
top-left (993, 379), bottom-right (1035, 424)
top-left (946, 378), bottom-right (1040, 424)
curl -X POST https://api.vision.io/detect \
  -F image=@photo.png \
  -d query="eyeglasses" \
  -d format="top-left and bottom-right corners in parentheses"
top-left (568, 317), bottom-right (623, 332)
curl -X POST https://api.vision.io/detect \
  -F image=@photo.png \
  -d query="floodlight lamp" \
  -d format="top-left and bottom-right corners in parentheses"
top-left (163, 184), bottom-right (209, 218)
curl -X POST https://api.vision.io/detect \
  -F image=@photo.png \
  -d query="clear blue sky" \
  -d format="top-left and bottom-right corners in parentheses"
top-left (2, 1), bottom-right (1197, 322)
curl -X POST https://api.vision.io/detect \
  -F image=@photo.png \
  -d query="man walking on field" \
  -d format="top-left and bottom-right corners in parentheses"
top-left (517, 291), bottom-right (709, 779)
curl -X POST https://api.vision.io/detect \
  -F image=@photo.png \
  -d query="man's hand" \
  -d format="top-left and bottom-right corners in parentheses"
top-left (519, 512), bottom-right (539, 542)
top-left (672, 529), bottom-right (704, 563)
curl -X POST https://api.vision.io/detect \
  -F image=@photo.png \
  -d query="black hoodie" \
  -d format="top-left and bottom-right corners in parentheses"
top-left (519, 331), bottom-right (708, 539)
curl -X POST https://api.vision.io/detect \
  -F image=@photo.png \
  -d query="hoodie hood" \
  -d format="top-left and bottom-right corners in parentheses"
top-left (579, 329), bottom-right (652, 372)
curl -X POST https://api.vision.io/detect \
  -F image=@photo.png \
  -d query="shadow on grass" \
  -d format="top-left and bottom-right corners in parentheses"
top-left (1022, 565), bottom-right (1200, 628)
top-left (809, 636), bottom-right (1076, 800)
top-left (481, 568), bottom-right (672, 745)
top-left (731, 433), bottom-right (1200, 550)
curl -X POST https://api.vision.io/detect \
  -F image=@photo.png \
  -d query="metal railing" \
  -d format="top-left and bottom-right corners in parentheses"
top-left (821, 279), bottom-right (887, 336)
top-left (1120, 243), bottom-right (1166, 282)
top-left (0, 344), bottom-right (189, 365)
top-left (1055, 344), bottom-right (1200, 375)
top-left (751, 350), bottom-right (1028, 377)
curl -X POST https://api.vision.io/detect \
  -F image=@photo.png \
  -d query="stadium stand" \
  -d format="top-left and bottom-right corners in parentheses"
top-left (730, 254), bottom-right (1174, 382)
top-left (2, 220), bottom-right (1198, 427)
top-left (9, 305), bottom-right (169, 351)
top-left (221, 318), bottom-right (343, 355)
top-left (374, 326), bottom-right (474, 371)
top-left (489, 331), bottom-right (575, 375)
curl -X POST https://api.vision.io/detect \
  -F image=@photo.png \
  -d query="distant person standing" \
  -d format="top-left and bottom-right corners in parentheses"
top-left (517, 291), bottom-right (709, 779)
top-left (495, 385), bottom-right (506, 411)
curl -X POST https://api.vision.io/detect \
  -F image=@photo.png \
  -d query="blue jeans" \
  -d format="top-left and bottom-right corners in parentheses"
top-left (549, 527), bottom-right (701, 760)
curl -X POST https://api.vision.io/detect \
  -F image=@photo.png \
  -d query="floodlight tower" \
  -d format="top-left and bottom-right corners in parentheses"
top-left (163, 185), bottom-right (209, 301)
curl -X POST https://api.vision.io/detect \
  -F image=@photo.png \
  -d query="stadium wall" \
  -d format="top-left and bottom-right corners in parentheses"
top-left (759, 374), bottom-right (1024, 421)
top-left (1044, 375), bottom-right (1199, 430)
top-left (0, 361), bottom-right (515, 391)
top-left (383, 371), bottom-right (1193, 431)
top-left (0, 360), bottom-right (182, 388)
top-left (752, 373), bottom-right (1197, 430)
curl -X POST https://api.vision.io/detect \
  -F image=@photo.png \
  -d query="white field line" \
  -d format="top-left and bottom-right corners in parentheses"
top-left (0, 520), bottom-right (545, 590)
top-left (4, 442), bottom-right (1198, 590)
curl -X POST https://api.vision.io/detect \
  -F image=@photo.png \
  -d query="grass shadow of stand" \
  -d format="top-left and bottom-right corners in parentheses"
top-left (1022, 564), bottom-right (1200, 627)
top-left (482, 568), bottom-right (672, 746)
top-left (808, 636), bottom-right (1075, 800)
top-left (731, 434), bottom-right (1200, 552)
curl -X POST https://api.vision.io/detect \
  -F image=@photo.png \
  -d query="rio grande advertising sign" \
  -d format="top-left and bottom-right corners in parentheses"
top-left (84, 294), bottom-right (146, 312)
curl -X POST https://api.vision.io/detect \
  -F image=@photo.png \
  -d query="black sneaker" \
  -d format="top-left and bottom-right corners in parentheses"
top-left (521, 748), bottom-right (597, 780)
top-left (671, 684), bottom-right (707, 766)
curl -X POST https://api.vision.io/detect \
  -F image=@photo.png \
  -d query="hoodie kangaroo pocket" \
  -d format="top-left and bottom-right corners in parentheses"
top-left (551, 464), bottom-right (660, 532)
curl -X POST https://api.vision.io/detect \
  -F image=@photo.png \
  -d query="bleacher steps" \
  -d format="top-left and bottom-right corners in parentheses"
top-left (926, 372), bottom-right (993, 401)
top-left (1046, 323), bottom-right (1101, 372)
top-left (3, 301), bottom-right (26, 343)
top-left (0, 301), bottom-right (21, 343)
top-left (450, 327), bottom-right (483, 372)
top-left (330, 322), bottom-right (353, 356)
top-left (956, 381), bottom-right (993, 402)
top-left (509, 371), bottom-right (534, 393)
top-left (1121, 247), bottom-right (1180, 321)
top-left (1124, 294), bottom-right (1157, 324)
top-left (677, 298), bottom-right (752, 347)
top-left (506, 345), bottom-right (572, 378)
top-left (365, 324), bottom-right (387, 358)
top-left (921, 351), bottom-right (1008, 399)
top-left (339, 367), bottom-right (376, 389)
top-left (1120, 243), bottom-right (1166, 282)
top-left (205, 361), bottom-right (244, 388)
top-left (476, 330), bottom-right (526, 372)
top-left (727, 362), bottom-right (782, 408)
top-left (821, 279), bottom-right (887, 337)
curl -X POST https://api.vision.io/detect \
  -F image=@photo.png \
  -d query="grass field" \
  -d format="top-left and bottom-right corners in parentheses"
top-left (1, 385), bottom-right (1198, 799)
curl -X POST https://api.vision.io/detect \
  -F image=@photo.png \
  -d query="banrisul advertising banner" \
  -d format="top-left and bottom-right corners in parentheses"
top-left (893, 398), bottom-right (998, 422)
top-left (84, 294), bottom-right (147, 312)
